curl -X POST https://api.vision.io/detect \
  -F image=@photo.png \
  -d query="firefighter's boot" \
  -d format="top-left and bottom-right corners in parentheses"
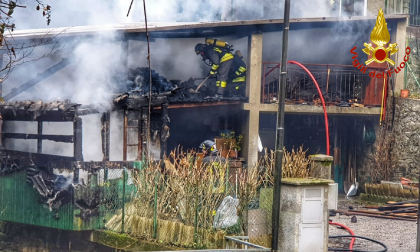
top-left (215, 87), bottom-right (224, 99)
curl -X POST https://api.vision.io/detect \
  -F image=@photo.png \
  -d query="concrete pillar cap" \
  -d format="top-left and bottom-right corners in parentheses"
top-left (309, 154), bottom-right (333, 161)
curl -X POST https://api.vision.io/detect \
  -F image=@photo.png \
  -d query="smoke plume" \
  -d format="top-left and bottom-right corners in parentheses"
top-left (2, 0), bottom-right (373, 159)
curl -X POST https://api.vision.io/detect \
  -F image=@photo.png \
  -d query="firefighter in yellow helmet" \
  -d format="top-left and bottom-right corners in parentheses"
top-left (195, 41), bottom-right (247, 99)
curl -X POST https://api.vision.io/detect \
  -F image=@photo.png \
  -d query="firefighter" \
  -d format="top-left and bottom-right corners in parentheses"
top-left (195, 39), bottom-right (247, 99)
top-left (198, 140), bottom-right (227, 193)
top-left (199, 140), bottom-right (226, 166)
top-left (228, 50), bottom-right (247, 97)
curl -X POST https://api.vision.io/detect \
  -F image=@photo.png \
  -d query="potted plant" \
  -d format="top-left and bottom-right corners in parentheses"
top-left (400, 89), bottom-right (409, 98)
top-left (218, 132), bottom-right (243, 158)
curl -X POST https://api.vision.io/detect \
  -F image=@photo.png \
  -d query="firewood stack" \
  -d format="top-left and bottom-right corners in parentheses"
top-left (333, 200), bottom-right (419, 222)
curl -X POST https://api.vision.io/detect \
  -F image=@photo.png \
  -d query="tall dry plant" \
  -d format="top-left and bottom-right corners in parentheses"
top-left (126, 146), bottom-right (228, 232)
top-left (371, 124), bottom-right (396, 182)
top-left (260, 145), bottom-right (314, 187)
top-left (236, 166), bottom-right (260, 234)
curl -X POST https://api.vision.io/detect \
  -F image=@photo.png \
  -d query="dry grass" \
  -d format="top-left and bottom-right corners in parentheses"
top-left (105, 145), bottom-right (314, 248)
top-left (106, 146), bottom-right (262, 247)
top-left (260, 145), bottom-right (314, 187)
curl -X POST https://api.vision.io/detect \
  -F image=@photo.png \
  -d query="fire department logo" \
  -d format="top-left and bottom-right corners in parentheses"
top-left (362, 8), bottom-right (398, 66)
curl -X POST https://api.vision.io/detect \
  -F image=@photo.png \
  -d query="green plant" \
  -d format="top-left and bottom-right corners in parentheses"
top-left (220, 132), bottom-right (243, 152)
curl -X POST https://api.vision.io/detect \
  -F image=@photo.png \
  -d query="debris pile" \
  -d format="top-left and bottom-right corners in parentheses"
top-left (26, 163), bottom-right (73, 212)
top-left (126, 67), bottom-right (176, 95)
top-left (333, 200), bottom-right (419, 222)
top-left (122, 67), bottom-right (246, 103)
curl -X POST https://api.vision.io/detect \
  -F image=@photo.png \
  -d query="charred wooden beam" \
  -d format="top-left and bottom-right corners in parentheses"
top-left (1, 149), bottom-right (75, 168)
top-left (4, 58), bottom-right (73, 101)
top-left (76, 109), bottom-right (102, 116)
top-left (160, 103), bottom-right (169, 159)
top-left (73, 117), bottom-right (83, 161)
top-left (0, 54), bottom-right (3, 99)
top-left (141, 107), bottom-right (148, 158)
top-left (0, 109), bottom-right (76, 122)
top-left (0, 149), bottom-right (147, 170)
top-left (3, 133), bottom-right (73, 143)
top-left (138, 110), bottom-right (142, 160)
top-left (37, 121), bottom-right (43, 153)
top-left (101, 112), bottom-right (110, 161)
top-left (123, 110), bottom-right (128, 161)
top-left (123, 96), bottom-right (168, 110)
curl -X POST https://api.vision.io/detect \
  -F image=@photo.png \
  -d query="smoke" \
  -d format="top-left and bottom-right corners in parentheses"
top-left (10, 0), bottom-right (369, 31)
top-left (2, 0), bottom-right (375, 158)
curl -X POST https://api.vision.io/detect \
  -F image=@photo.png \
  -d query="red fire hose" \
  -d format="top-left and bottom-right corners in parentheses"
top-left (329, 221), bottom-right (355, 250)
top-left (264, 61), bottom-right (330, 155)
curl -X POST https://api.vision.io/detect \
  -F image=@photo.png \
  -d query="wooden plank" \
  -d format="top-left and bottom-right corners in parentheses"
top-left (73, 117), bottom-right (83, 161)
top-left (124, 96), bottom-right (168, 110)
top-left (0, 109), bottom-right (76, 121)
top-left (160, 103), bottom-right (169, 159)
top-left (37, 121), bottom-right (42, 153)
top-left (3, 133), bottom-right (73, 143)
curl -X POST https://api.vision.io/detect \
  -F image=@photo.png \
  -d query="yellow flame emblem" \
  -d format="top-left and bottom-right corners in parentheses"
top-left (362, 8), bottom-right (398, 66)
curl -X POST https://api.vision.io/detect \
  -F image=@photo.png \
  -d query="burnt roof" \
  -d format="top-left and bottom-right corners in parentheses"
top-left (8, 15), bottom-right (409, 41)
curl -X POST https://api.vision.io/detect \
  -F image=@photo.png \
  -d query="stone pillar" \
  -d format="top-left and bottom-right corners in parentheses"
top-left (278, 178), bottom-right (333, 252)
top-left (242, 33), bottom-right (263, 166)
top-left (309, 154), bottom-right (334, 179)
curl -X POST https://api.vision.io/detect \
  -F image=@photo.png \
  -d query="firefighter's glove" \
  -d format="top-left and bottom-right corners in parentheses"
top-left (208, 71), bottom-right (217, 78)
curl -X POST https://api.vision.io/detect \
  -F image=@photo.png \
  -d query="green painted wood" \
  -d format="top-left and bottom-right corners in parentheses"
top-left (0, 169), bottom-right (130, 231)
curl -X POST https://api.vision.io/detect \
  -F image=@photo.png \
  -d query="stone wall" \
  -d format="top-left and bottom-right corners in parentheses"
top-left (391, 97), bottom-right (420, 180)
top-left (358, 98), bottom-right (420, 188)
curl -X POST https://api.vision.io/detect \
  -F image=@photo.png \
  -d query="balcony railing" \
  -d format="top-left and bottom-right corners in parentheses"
top-left (261, 62), bottom-right (385, 106)
top-left (410, 0), bottom-right (420, 26)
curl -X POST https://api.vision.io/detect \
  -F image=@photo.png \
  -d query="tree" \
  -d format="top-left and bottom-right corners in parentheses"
top-left (407, 28), bottom-right (420, 96)
top-left (0, 0), bottom-right (57, 84)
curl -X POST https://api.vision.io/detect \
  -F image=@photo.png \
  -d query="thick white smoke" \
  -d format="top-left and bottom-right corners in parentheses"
top-left (2, 0), bottom-right (372, 160)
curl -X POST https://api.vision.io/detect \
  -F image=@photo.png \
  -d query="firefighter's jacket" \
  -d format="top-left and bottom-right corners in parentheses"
top-left (202, 153), bottom-right (227, 193)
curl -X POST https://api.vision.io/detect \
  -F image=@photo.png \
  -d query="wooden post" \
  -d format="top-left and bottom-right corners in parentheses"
top-left (101, 112), bottom-right (110, 161)
top-left (123, 110), bottom-right (128, 161)
top-left (73, 117), bottom-right (83, 161)
top-left (160, 103), bottom-right (169, 159)
top-left (37, 121), bottom-right (42, 153)
top-left (138, 110), bottom-right (143, 160)
top-left (142, 107), bottom-right (149, 159)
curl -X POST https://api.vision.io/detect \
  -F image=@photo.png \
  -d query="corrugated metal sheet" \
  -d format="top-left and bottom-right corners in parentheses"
top-left (0, 170), bottom-right (74, 230)
top-left (0, 169), bottom-right (131, 231)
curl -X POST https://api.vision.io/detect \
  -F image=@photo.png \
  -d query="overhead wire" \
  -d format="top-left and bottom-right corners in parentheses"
top-left (126, 0), bottom-right (152, 161)
top-left (143, 0), bottom-right (153, 161)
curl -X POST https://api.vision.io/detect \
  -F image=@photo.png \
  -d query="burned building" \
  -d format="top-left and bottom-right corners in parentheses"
top-left (0, 13), bottom-right (409, 230)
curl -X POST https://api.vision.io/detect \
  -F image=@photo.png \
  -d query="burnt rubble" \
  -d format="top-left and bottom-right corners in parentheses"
top-left (0, 100), bottom-right (106, 121)
top-left (25, 163), bottom-right (72, 212)
top-left (121, 67), bottom-right (247, 103)
top-left (127, 67), bottom-right (177, 95)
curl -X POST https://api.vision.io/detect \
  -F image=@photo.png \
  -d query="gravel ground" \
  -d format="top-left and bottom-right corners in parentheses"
top-left (328, 196), bottom-right (417, 252)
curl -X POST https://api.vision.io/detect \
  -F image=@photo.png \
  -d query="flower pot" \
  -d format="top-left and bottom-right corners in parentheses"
top-left (400, 89), bottom-right (409, 98)
top-left (214, 137), bottom-right (236, 158)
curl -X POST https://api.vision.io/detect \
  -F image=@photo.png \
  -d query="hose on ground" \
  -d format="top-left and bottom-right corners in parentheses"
top-left (328, 221), bottom-right (388, 252)
top-left (329, 221), bottom-right (355, 249)
top-left (328, 235), bottom-right (388, 252)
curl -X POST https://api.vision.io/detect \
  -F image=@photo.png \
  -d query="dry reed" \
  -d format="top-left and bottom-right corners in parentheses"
top-left (105, 145), bottom-right (313, 248)
top-left (260, 145), bottom-right (314, 187)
